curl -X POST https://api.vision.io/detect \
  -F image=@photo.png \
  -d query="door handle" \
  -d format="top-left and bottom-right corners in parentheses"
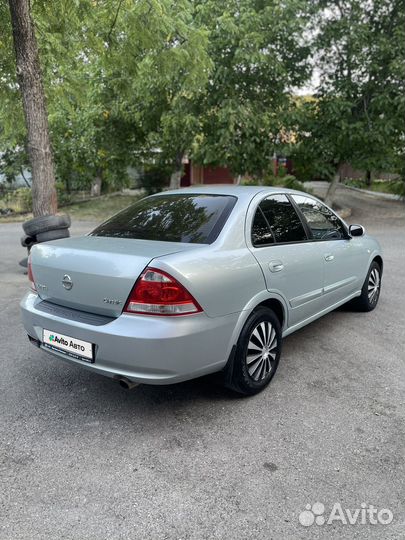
top-left (324, 254), bottom-right (335, 262)
top-left (269, 261), bottom-right (284, 272)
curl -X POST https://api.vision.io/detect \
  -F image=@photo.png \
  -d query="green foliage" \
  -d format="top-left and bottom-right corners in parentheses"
top-left (0, 0), bottom-right (212, 190)
top-left (0, 187), bottom-right (32, 213)
top-left (291, 0), bottom-right (405, 183)
top-left (344, 178), bottom-right (366, 189)
top-left (242, 173), bottom-right (309, 193)
top-left (0, 147), bottom-right (30, 185)
top-left (137, 164), bottom-right (172, 195)
top-left (50, 194), bottom-right (141, 221)
top-left (394, 182), bottom-right (405, 198)
top-left (280, 175), bottom-right (306, 192)
top-left (97, 0), bottom-right (212, 174)
top-left (344, 178), bottom-right (405, 196)
top-left (55, 181), bottom-right (72, 206)
top-left (192, 0), bottom-right (310, 176)
top-left (0, 2), bottom-right (26, 148)
top-left (0, 0), bottom-right (403, 196)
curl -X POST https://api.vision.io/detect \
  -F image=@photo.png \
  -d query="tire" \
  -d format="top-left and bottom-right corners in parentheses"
top-left (23, 214), bottom-right (71, 236)
top-left (36, 227), bottom-right (70, 243)
top-left (226, 307), bottom-right (282, 396)
top-left (20, 234), bottom-right (36, 248)
top-left (350, 261), bottom-right (382, 312)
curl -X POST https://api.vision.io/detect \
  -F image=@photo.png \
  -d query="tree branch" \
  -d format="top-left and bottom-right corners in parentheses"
top-left (107, 0), bottom-right (124, 45)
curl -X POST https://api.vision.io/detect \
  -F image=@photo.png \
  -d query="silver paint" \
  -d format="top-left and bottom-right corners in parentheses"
top-left (20, 185), bottom-right (383, 385)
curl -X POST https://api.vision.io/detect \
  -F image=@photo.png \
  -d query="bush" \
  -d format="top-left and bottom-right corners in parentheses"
top-left (242, 174), bottom-right (309, 193)
top-left (55, 182), bottom-right (72, 206)
top-left (0, 187), bottom-right (32, 213)
top-left (262, 173), bottom-right (276, 186)
top-left (240, 178), bottom-right (257, 186)
top-left (240, 174), bottom-right (277, 186)
top-left (344, 178), bottom-right (366, 189)
top-left (282, 175), bottom-right (307, 192)
top-left (277, 164), bottom-right (288, 178)
top-left (138, 164), bottom-right (171, 195)
top-left (344, 178), bottom-right (405, 197)
top-left (390, 180), bottom-right (405, 197)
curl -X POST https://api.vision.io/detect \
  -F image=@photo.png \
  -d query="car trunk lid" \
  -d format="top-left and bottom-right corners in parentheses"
top-left (30, 236), bottom-right (201, 317)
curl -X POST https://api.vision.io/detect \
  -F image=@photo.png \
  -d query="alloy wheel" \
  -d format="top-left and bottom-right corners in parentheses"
top-left (246, 321), bottom-right (278, 381)
top-left (368, 268), bottom-right (380, 304)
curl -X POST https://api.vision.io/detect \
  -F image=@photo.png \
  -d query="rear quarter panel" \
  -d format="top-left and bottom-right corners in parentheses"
top-left (153, 245), bottom-right (265, 318)
top-left (151, 198), bottom-right (266, 318)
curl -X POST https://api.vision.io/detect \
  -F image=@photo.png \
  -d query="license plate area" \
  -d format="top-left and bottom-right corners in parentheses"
top-left (42, 329), bottom-right (94, 363)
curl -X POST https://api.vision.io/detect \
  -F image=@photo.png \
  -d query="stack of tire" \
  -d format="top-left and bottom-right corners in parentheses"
top-left (20, 214), bottom-right (71, 267)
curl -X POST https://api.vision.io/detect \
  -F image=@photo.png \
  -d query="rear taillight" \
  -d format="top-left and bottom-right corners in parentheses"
top-left (124, 267), bottom-right (202, 316)
top-left (27, 256), bottom-right (37, 292)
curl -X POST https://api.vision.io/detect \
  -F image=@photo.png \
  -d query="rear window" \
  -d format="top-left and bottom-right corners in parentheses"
top-left (90, 194), bottom-right (237, 244)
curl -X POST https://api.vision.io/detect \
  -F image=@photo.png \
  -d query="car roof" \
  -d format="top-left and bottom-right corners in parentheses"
top-left (161, 184), bottom-right (304, 201)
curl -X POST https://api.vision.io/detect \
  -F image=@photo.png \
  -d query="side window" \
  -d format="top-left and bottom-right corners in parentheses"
top-left (251, 194), bottom-right (307, 246)
top-left (252, 208), bottom-right (274, 246)
top-left (292, 195), bottom-right (346, 240)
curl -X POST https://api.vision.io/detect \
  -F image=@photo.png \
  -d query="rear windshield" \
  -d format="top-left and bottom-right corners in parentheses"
top-left (89, 194), bottom-right (237, 244)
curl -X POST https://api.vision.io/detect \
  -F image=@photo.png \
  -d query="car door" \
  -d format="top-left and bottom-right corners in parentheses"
top-left (247, 193), bottom-right (326, 327)
top-left (291, 195), bottom-right (367, 306)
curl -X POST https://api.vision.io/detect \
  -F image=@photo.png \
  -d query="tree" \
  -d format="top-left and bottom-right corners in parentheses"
top-left (33, 0), bottom-right (137, 195)
top-left (1, 1), bottom-right (210, 196)
top-left (2, 0), bottom-right (402, 207)
top-left (191, 0), bottom-right (310, 178)
top-left (1, 0), bottom-right (311, 194)
top-left (292, 0), bottom-right (405, 206)
top-left (7, 0), bottom-right (57, 216)
top-left (101, 0), bottom-right (212, 189)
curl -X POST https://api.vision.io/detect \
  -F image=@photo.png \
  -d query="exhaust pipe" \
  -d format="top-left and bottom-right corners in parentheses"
top-left (117, 377), bottom-right (139, 390)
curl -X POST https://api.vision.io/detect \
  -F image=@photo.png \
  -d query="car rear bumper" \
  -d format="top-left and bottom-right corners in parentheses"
top-left (20, 292), bottom-right (238, 384)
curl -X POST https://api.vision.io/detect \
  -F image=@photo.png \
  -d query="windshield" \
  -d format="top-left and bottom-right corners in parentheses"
top-left (89, 194), bottom-right (237, 244)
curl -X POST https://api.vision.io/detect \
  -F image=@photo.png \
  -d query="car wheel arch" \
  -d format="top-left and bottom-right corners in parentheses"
top-left (253, 298), bottom-right (285, 330)
top-left (222, 295), bottom-right (287, 387)
top-left (372, 255), bottom-right (383, 275)
top-left (228, 293), bottom-right (288, 355)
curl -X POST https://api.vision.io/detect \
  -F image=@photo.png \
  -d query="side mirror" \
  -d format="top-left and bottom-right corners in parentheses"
top-left (349, 224), bottom-right (365, 237)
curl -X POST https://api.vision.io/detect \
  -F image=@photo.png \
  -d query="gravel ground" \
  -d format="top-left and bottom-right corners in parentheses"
top-left (0, 191), bottom-right (404, 540)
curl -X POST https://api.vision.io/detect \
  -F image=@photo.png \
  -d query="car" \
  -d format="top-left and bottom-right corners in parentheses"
top-left (21, 186), bottom-right (383, 395)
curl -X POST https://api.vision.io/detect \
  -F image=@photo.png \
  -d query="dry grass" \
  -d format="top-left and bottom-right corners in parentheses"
top-left (0, 194), bottom-right (140, 224)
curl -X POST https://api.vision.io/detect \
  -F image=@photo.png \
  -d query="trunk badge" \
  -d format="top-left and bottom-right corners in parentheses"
top-left (103, 298), bottom-right (122, 305)
top-left (62, 274), bottom-right (73, 290)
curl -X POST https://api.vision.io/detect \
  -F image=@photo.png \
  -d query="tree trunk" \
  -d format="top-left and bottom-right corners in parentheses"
top-left (324, 171), bottom-right (341, 207)
top-left (365, 170), bottom-right (372, 187)
top-left (20, 167), bottom-right (31, 188)
top-left (90, 172), bottom-right (102, 197)
top-left (169, 153), bottom-right (184, 189)
top-left (9, 0), bottom-right (57, 217)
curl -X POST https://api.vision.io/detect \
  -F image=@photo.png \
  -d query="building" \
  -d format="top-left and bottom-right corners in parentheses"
top-left (180, 161), bottom-right (235, 186)
top-left (180, 155), bottom-right (293, 186)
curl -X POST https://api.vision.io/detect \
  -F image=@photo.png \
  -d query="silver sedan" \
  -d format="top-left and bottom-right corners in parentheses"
top-left (21, 186), bottom-right (383, 395)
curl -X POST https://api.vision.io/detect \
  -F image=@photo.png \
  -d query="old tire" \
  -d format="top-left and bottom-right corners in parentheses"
top-left (36, 227), bottom-right (70, 243)
top-left (23, 214), bottom-right (71, 236)
top-left (226, 307), bottom-right (282, 396)
top-left (20, 234), bottom-right (36, 248)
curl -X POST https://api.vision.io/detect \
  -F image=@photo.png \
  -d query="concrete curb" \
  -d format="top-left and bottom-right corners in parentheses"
top-left (342, 184), bottom-right (403, 201)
